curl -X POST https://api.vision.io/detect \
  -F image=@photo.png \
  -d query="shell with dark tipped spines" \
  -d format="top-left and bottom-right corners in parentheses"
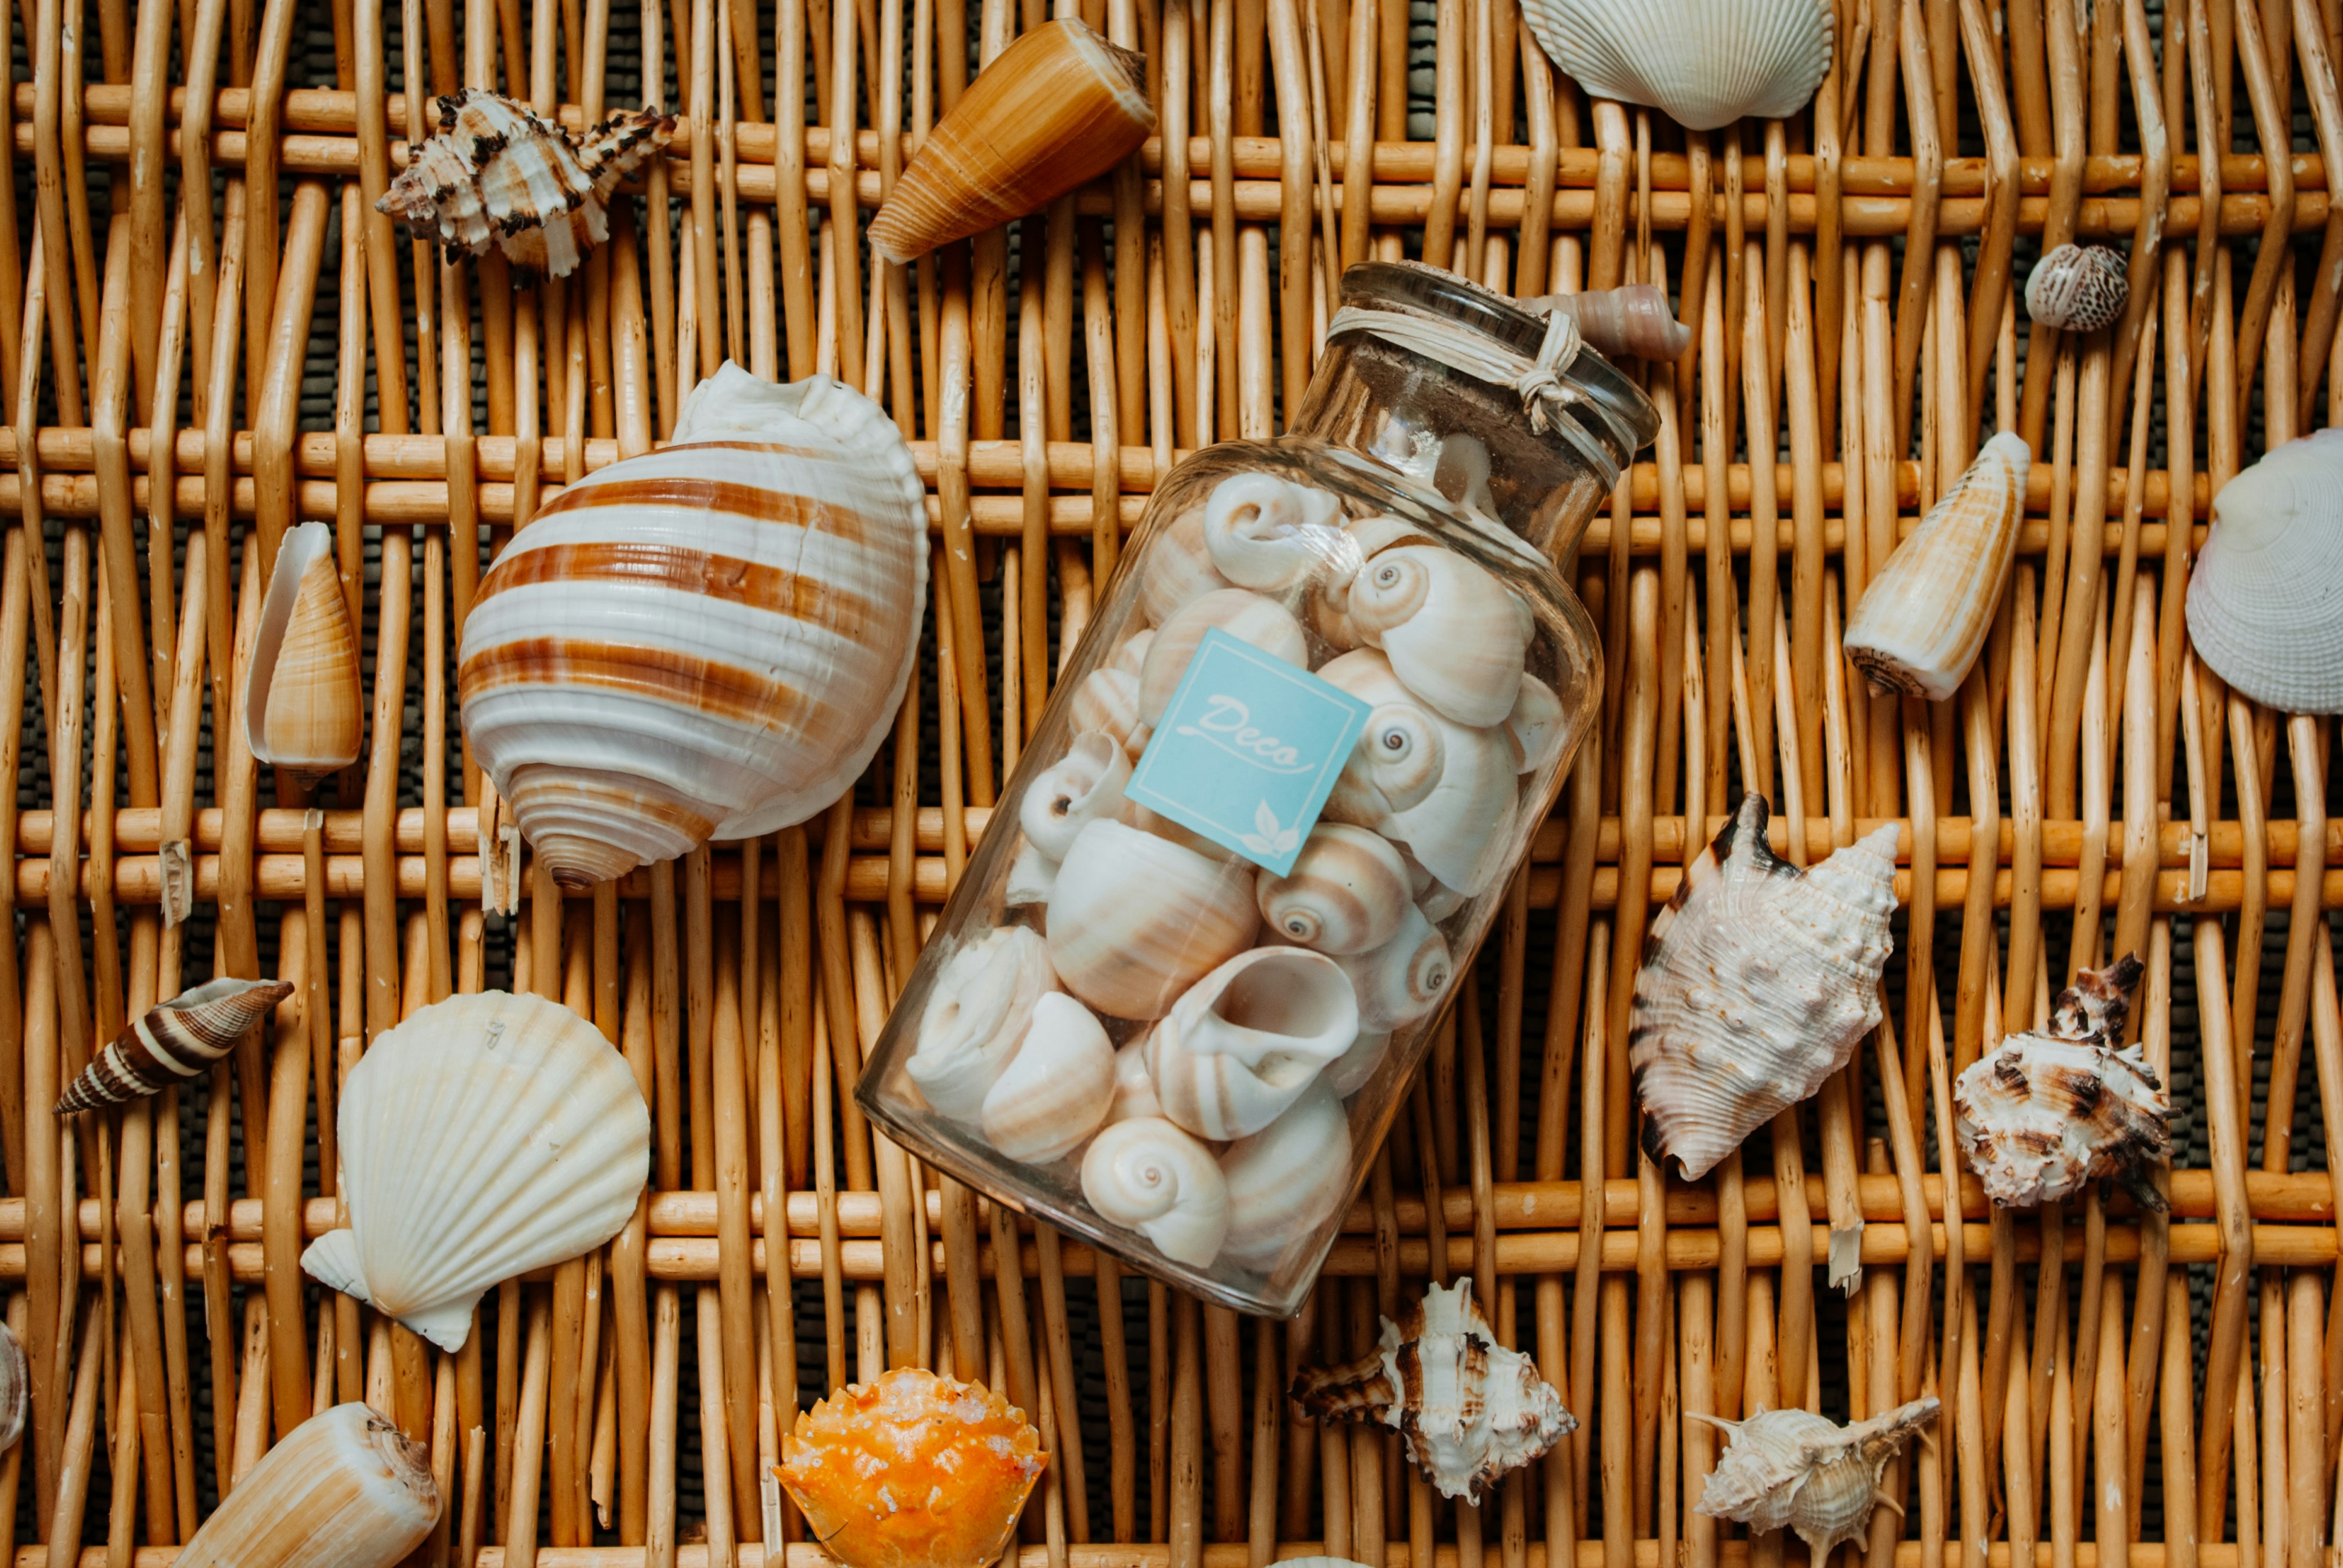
top-left (1693, 1396), bottom-right (1940, 1560)
top-left (57, 977), bottom-right (295, 1114)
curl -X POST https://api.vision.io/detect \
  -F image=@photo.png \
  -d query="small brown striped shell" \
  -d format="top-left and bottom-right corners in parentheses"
top-left (2024, 243), bottom-right (2129, 333)
top-left (56, 977), bottom-right (294, 1114)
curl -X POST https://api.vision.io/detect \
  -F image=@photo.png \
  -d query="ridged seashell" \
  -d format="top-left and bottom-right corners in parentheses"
top-left (1346, 546), bottom-right (1532, 727)
top-left (977, 992), bottom-right (1117, 1163)
top-left (175, 1403), bottom-right (439, 1568)
top-left (1309, 515), bottom-right (1440, 650)
top-left (1504, 673), bottom-right (1568, 774)
top-left (1630, 794), bottom-right (1900, 1181)
top-left (1292, 1279), bottom-right (1576, 1503)
top-left (1138, 509), bottom-right (1233, 627)
top-left (1221, 1082), bottom-right (1354, 1269)
top-left (1953, 955), bottom-right (2171, 1209)
top-left (1139, 589), bottom-right (1310, 724)
top-left (1020, 730), bottom-right (1133, 860)
top-left (1319, 652), bottom-right (1519, 894)
top-left (1107, 1038), bottom-right (1165, 1124)
top-left (303, 992), bottom-right (651, 1351)
top-left (1332, 904), bottom-right (1453, 1031)
top-left (1531, 284), bottom-right (1694, 362)
top-left (1069, 666), bottom-right (1145, 748)
top-left (1843, 433), bottom-right (2030, 702)
top-left (2184, 428), bottom-right (2343, 714)
top-left (1047, 818), bottom-right (1259, 1019)
top-left (0, 1322), bottom-right (24, 1452)
top-left (378, 90), bottom-right (673, 278)
top-left (1322, 1028), bottom-right (1392, 1099)
top-left (57, 977), bottom-right (295, 1114)
top-left (868, 19), bottom-right (1153, 264)
top-left (245, 521), bottom-right (362, 787)
top-left (1520, 0), bottom-right (1832, 130)
top-left (1201, 472), bottom-right (1352, 591)
top-left (775, 1368), bottom-right (1046, 1568)
top-left (2024, 244), bottom-right (2129, 334)
top-left (1081, 1116), bottom-right (1231, 1266)
top-left (1691, 1397), bottom-right (1941, 1561)
top-left (1256, 823), bottom-right (1414, 954)
top-left (906, 927), bottom-right (1056, 1120)
top-left (1144, 947), bottom-right (1362, 1139)
top-left (459, 364), bottom-right (927, 886)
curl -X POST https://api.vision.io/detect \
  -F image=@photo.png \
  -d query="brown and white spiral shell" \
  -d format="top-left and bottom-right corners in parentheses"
top-left (1080, 1116), bottom-right (1231, 1267)
top-left (907, 927), bottom-right (1058, 1120)
top-left (246, 521), bottom-right (363, 787)
top-left (57, 977), bottom-right (295, 1114)
top-left (2024, 243), bottom-right (2129, 334)
top-left (1142, 946), bottom-right (1361, 1139)
top-left (1220, 1082), bottom-right (1354, 1269)
top-left (1047, 818), bottom-right (1260, 1019)
top-left (1256, 823), bottom-right (1414, 954)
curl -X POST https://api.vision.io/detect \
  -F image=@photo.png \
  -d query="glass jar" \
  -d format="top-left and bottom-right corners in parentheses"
top-left (857, 260), bottom-right (1660, 1315)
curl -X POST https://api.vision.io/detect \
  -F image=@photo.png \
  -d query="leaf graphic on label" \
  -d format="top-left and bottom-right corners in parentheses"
top-left (1236, 803), bottom-right (1283, 857)
top-left (1255, 802), bottom-right (1282, 838)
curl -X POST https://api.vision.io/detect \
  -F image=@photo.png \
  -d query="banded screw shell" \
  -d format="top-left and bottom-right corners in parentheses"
top-left (57, 977), bottom-right (295, 1114)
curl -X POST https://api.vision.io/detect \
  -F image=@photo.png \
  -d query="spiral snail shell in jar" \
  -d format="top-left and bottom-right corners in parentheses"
top-left (1047, 818), bottom-right (1259, 1019)
top-left (1143, 946), bottom-right (1361, 1140)
top-left (459, 364), bottom-right (926, 886)
top-left (1081, 1116), bottom-right (1231, 1266)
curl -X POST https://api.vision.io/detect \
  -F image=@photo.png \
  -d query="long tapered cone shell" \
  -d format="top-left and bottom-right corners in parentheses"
top-left (459, 363), bottom-right (927, 886)
top-left (1843, 433), bottom-right (2030, 702)
top-left (867, 19), bottom-right (1155, 263)
top-left (1520, 0), bottom-right (1832, 130)
top-left (176, 1402), bottom-right (439, 1568)
top-left (57, 976), bottom-right (295, 1113)
top-left (246, 521), bottom-right (363, 786)
top-left (302, 992), bottom-right (650, 1351)
top-left (2185, 427), bottom-right (2343, 713)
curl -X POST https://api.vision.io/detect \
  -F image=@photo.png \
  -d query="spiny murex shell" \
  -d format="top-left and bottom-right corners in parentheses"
top-left (176, 1402), bottom-right (439, 1568)
top-left (459, 362), bottom-right (927, 886)
top-left (303, 991), bottom-right (651, 1352)
top-left (1519, 0), bottom-right (1832, 131)
top-left (246, 520), bottom-right (363, 786)
top-left (1630, 793), bottom-right (1899, 1181)
top-left (1952, 955), bottom-right (2169, 1210)
top-left (2184, 427), bottom-right (2343, 714)
top-left (2025, 243), bottom-right (2129, 334)
top-left (1691, 1396), bottom-right (1939, 1561)
top-left (379, 89), bottom-right (674, 278)
top-left (1291, 1278), bottom-right (1575, 1503)
top-left (56, 976), bottom-right (293, 1114)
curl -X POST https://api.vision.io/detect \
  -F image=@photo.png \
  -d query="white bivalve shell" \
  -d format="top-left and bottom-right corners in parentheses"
top-left (2025, 243), bottom-right (2129, 334)
top-left (2184, 427), bottom-right (2343, 714)
top-left (1257, 823), bottom-right (1414, 954)
top-left (1345, 546), bottom-right (1533, 726)
top-left (1291, 1278), bottom-right (1576, 1503)
top-left (1333, 904), bottom-right (1453, 1031)
top-left (1220, 1082), bottom-right (1354, 1269)
top-left (977, 992), bottom-right (1118, 1163)
top-left (1020, 729), bottom-right (1132, 861)
top-left (303, 993), bottom-right (651, 1353)
top-left (1520, 0), bottom-right (1832, 130)
top-left (175, 1402), bottom-right (441, 1568)
top-left (1081, 1116), bottom-right (1231, 1266)
top-left (1201, 471), bottom-right (1354, 590)
top-left (1144, 946), bottom-right (1361, 1139)
top-left (458, 362), bottom-right (927, 887)
top-left (1139, 589), bottom-right (1310, 723)
top-left (1691, 1397), bottom-right (1941, 1561)
top-left (1629, 794), bottom-right (1899, 1181)
top-left (1843, 433), bottom-right (2030, 702)
top-left (906, 927), bottom-right (1057, 1120)
top-left (1320, 650), bottom-right (1518, 895)
top-left (1952, 955), bottom-right (2170, 1209)
top-left (1047, 818), bottom-right (1259, 1019)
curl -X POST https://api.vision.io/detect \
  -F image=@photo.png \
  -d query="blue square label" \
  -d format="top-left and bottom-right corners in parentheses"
top-left (1124, 627), bottom-right (1371, 877)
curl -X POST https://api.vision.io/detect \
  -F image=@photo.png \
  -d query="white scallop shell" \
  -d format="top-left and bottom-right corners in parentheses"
top-left (1145, 947), bottom-right (1362, 1139)
top-left (1020, 730), bottom-right (1133, 860)
top-left (176, 1403), bottom-right (440, 1568)
top-left (1256, 823), bottom-right (1414, 954)
top-left (1520, 0), bottom-right (1833, 130)
top-left (1220, 1082), bottom-right (1354, 1269)
top-left (1843, 433), bottom-right (2030, 702)
top-left (2024, 244), bottom-right (2129, 334)
top-left (1322, 1028), bottom-right (1392, 1099)
top-left (1332, 904), bottom-right (1453, 1031)
top-left (1692, 1397), bottom-right (1939, 1561)
top-left (1201, 472), bottom-right (1353, 591)
top-left (1047, 818), bottom-right (1259, 1019)
top-left (1320, 651), bottom-right (1520, 895)
top-left (906, 926), bottom-right (1057, 1119)
top-left (459, 363), bottom-right (927, 886)
top-left (1106, 1037), bottom-right (1166, 1123)
top-left (978, 992), bottom-right (1118, 1163)
top-left (1139, 589), bottom-right (1311, 723)
top-left (1081, 1116), bottom-right (1231, 1267)
top-left (1139, 507), bottom-right (1234, 626)
top-left (303, 993), bottom-right (651, 1353)
top-left (2184, 428), bottom-right (2343, 714)
top-left (1346, 547), bottom-right (1533, 727)
top-left (1629, 794), bottom-right (1899, 1181)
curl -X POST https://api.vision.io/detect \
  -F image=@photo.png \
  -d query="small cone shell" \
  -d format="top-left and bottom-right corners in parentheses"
top-left (57, 976), bottom-right (295, 1113)
top-left (247, 521), bottom-right (363, 786)
top-left (867, 19), bottom-right (1155, 263)
top-left (1842, 431), bottom-right (2030, 702)
top-left (176, 1402), bottom-right (440, 1568)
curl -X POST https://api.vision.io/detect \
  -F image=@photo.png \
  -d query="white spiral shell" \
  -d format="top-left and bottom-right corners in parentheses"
top-left (1081, 1116), bottom-right (1231, 1267)
top-left (978, 992), bottom-right (1118, 1163)
top-left (1139, 589), bottom-right (1311, 723)
top-left (1332, 904), bottom-right (1453, 1031)
top-left (1201, 472), bottom-right (1354, 590)
top-left (1047, 818), bottom-right (1260, 1019)
top-left (1346, 546), bottom-right (1533, 727)
top-left (1143, 946), bottom-right (1361, 1140)
top-left (1019, 730), bottom-right (1133, 860)
top-left (1320, 650), bottom-right (1520, 895)
top-left (1139, 507), bottom-right (1235, 626)
top-left (1220, 1082), bottom-right (1355, 1269)
top-left (175, 1403), bottom-right (441, 1568)
top-left (1256, 823), bottom-right (1414, 954)
top-left (906, 926), bottom-right (1057, 1120)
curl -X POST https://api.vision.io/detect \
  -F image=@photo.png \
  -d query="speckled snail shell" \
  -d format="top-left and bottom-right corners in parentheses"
top-left (2024, 243), bottom-right (2128, 333)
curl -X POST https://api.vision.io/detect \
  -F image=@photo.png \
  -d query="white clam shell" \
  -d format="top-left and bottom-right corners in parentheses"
top-left (1081, 1116), bottom-right (1231, 1267)
top-left (1520, 0), bottom-right (1832, 130)
top-left (1139, 507), bottom-right (1235, 626)
top-left (2184, 427), bottom-right (2343, 714)
top-left (1047, 818), bottom-right (1260, 1019)
top-left (1843, 433), bottom-right (2030, 702)
top-left (1503, 673), bottom-right (1569, 774)
top-left (175, 1402), bottom-right (441, 1568)
top-left (1220, 1081), bottom-right (1354, 1269)
top-left (2024, 243), bottom-right (2129, 334)
top-left (302, 993), bottom-right (651, 1353)
top-left (1201, 471), bottom-right (1353, 590)
top-left (1107, 1037), bottom-right (1167, 1124)
top-left (459, 364), bottom-right (927, 886)
top-left (1346, 546), bottom-right (1533, 727)
top-left (1019, 730), bottom-right (1134, 860)
top-left (1333, 904), bottom-right (1453, 1031)
top-left (906, 926), bottom-right (1057, 1118)
top-left (1693, 1397), bottom-right (1939, 1562)
top-left (978, 991), bottom-right (1118, 1163)
top-left (1256, 823), bottom-right (1415, 954)
top-left (1139, 589), bottom-right (1311, 724)
top-left (1145, 946), bottom-right (1362, 1139)
top-left (1320, 650), bottom-right (1520, 894)
top-left (1322, 1028), bottom-right (1392, 1099)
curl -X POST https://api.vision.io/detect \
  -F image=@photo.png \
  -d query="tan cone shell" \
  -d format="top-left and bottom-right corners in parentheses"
top-left (246, 521), bottom-right (363, 787)
top-left (177, 1402), bottom-right (439, 1568)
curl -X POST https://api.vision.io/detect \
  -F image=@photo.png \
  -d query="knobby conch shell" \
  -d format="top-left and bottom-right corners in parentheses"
top-left (906, 926), bottom-right (1057, 1120)
top-left (57, 976), bottom-right (295, 1113)
top-left (978, 992), bottom-right (1118, 1163)
top-left (1345, 546), bottom-right (1532, 727)
top-left (246, 521), bottom-right (362, 787)
top-left (1081, 1116), bottom-right (1231, 1266)
top-left (459, 363), bottom-right (927, 886)
top-left (1630, 794), bottom-right (1900, 1181)
top-left (867, 18), bottom-right (1155, 264)
top-left (1201, 471), bottom-right (1352, 590)
top-left (378, 90), bottom-right (674, 278)
top-left (2024, 243), bottom-right (2129, 334)
top-left (1018, 729), bottom-right (1132, 860)
top-left (175, 1402), bottom-right (440, 1568)
top-left (1519, 0), bottom-right (1832, 130)
top-left (1528, 285), bottom-right (1693, 361)
top-left (1291, 1278), bottom-right (1576, 1503)
top-left (1320, 650), bottom-right (1519, 895)
top-left (2184, 427), bottom-right (2343, 714)
top-left (1953, 955), bottom-right (2170, 1209)
top-left (1143, 946), bottom-right (1361, 1139)
top-left (1843, 433), bottom-right (2030, 702)
top-left (1691, 1397), bottom-right (1940, 1561)
top-left (303, 992), bottom-right (651, 1351)
top-left (1256, 823), bottom-right (1414, 954)
top-left (1047, 818), bottom-right (1259, 1019)
top-left (1220, 1082), bottom-right (1354, 1269)
top-left (775, 1367), bottom-right (1046, 1568)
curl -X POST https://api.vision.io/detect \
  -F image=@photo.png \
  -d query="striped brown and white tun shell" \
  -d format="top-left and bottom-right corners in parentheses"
top-left (1953, 955), bottom-right (2171, 1209)
top-left (2024, 243), bottom-right (2129, 333)
top-left (1692, 1396), bottom-right (1939, 1560)
top-left (457, 363), bottom-right (926, 886)
top-left (1291, 1278), bottom-right (1576, 1503)
top-left (378, 89), bottom-right (673, 278)
top-left (57, 977), bottom-right (295, 1114)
